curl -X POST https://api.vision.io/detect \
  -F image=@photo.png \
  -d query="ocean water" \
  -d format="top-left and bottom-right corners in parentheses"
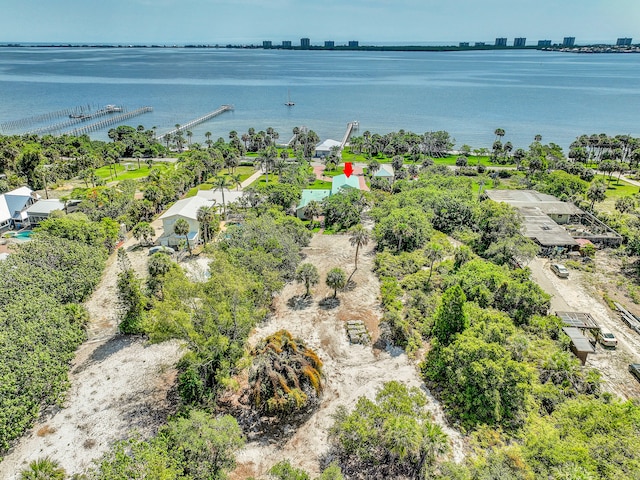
top-left (0, 47), bottom-right (639, 151)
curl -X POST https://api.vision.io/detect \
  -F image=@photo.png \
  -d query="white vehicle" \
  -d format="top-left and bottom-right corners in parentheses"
top-left (597, 328), bottom-right (617, 348)
top-left (550, 263), bottom-right (569, 278)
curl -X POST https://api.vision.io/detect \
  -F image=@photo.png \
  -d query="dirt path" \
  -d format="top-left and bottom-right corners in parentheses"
top-left (0, 233), bottom-right (183, 478)
top-left (231, 233), bottom-right (464, 479)
top-left (529, 257), bottom-right (640, 400)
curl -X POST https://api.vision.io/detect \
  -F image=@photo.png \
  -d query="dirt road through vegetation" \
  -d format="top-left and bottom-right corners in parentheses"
top-left (529, 257), bottom-right (640, 400)
top-left (0, 237), bottom-right (183, 478)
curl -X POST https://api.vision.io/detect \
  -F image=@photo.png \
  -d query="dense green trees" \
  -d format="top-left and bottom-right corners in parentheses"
top-left (92, 411), bottom-right (244, 480)
top-left (329, 381), bottom-right (448, 479)
top-left (0, 236), bottom-right (105, 452)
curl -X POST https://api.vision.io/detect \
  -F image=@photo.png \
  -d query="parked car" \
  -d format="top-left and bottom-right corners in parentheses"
top-left (148, 245), bottom-right (174, 256)
top-left (597, 328), bottom-right (617, 348)
top-left (550, 263), bottom-right (569, 278)
top-left (630, 364), bottom-right (640, 382)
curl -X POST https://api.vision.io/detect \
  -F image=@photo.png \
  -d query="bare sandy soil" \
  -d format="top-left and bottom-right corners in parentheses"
top-left (529, 255), bottom-right (640, 400)
top-left (230, 233), bottom-right (465, 479)
top-left (0, 233), bottom-right (183, 478)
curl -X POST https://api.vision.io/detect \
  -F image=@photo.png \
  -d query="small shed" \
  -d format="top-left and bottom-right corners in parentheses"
top-left (562, 327), bottom-right (596, 365)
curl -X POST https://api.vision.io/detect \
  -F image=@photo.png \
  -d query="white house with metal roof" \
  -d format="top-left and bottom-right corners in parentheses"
top-left (158, 196), bottom-right (215, 247)
top-left (25, 199), bottom-right (65, 226)
top-left (0, 187), bottom-right (39, 231)
top-left (314, 139), bottom-right (342, 158)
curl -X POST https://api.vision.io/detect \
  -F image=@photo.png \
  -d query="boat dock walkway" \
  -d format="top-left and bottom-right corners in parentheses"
top-left (0, 105), bottom-right (95, 134)
top-left (26, 105), bottom-right (130, 136)
top-left (282, 126), bottom-right (306, 147)
top-left (156, 105), bottom-right (234, 141)
top-left (340, 121), bottom-right (359, 149)
top-left (66, 107), bottom-right (153, 136)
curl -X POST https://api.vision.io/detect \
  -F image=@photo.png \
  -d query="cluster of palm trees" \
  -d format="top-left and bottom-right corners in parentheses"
top-left (349, 130), bottom-right (454, 159)
top-left (569, 133), bottom-right (640, 168)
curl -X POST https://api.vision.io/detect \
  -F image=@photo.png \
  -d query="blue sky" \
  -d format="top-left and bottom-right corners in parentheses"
top-left (2, 0), bottom-right (638, 45)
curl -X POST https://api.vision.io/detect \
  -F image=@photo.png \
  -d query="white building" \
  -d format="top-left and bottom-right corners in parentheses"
top-left (0, 187), bottom-right (40, 231)
top-left (158, 196), bottom-right (215, 248)
top-left (25, 199), bottom-right (65, 226)
top-left (314, 139), bottom-right (342, 158)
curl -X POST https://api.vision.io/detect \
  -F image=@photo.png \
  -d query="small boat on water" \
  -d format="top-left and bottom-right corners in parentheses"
top-left (285, 90), bottom-right (295, 106)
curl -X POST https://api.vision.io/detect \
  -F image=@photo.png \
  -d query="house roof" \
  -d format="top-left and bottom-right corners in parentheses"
top-left (373, 164), bottom-right (394, 177)
top-left (518, 206), bottom-right (579, 247)
top-left (331, 174), bottom-right (361, 195)
top-left (484, 189), bottom-right (582, 215)
top-left (26, 199), bottom-right (65, 216)
top-left (196, 189), bottom-right (244, 206)
top-left (297, 189), bottom-right (331, 211)
top-left (159, 196), bottom-right (214, 221)
top-left (0, 187), bottom-right (38, 222)
top-left (315, 139), bottom-right (341, 152)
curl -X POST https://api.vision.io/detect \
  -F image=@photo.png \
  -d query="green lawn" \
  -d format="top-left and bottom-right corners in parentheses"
top-left (595, 175), bottom-right (639, 198)
top-left (186, 183), bottom-right (214, 198)
top-left (341, 148), bottom-right (506, 167)
top-left (207, 166), bottom-right (256, 183)
top-left (307, 179), bottom-right (333, 190)
top-left (95, 162), bottom-right (167, 181)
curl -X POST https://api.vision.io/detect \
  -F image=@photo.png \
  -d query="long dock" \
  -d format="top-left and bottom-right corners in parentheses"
top-left (66, 107), bottom-right (153, 136)
top-left (340, 121), bottom-right (359, 148)
top-left (26, 105), bottom-right (132, 136)
top-left (282, 126), bottom-right (306, 147)
top-left (0, 105), bottom-right (94, 134)
top-left (156, 104), bottom-right (234, 140)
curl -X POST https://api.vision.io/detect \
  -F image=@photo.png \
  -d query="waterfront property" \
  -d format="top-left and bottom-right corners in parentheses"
top-left (296, 189), bottom-right (331, 219)
top-left (0, 187), bottom-right (39, 232)
top-left (372, 164), bottom-right (395, 181)
top-left (314, 139), bottom-right (341, 158)
top-left (158, 196), bottom-right (214, 248)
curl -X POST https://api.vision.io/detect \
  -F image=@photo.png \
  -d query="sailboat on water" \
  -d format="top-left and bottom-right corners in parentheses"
top-left (285, 90), bottom-right (295, 106)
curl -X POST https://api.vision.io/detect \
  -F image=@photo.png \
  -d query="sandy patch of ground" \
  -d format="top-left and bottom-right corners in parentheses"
top-left (0, 233), bottom-right (183, 478)
top-left (230, 233), bottom-right (465, 479)
top-left (529, 256), bottom-right (640, 400)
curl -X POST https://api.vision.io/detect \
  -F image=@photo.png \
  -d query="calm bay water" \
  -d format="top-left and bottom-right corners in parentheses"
top-left (0, 47), bottom-right (639, 150)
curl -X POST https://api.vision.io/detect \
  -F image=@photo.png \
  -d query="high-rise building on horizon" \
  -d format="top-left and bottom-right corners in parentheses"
top-left (459, 42), bottom-right (469, 47)
top-left (563, 37), bottom-right (576, 47)
top-left (617, 37), bottom-right (632, 46)
top-left (495, 37), bottom-right (507, 46)
top-left (282, 40), bottom-right (292, 48)
top-left (538, 40), bottom-right (552, 47)
top-left (348, 40), bottom-right (359, 47)
top-left (300, 37), bottom-right (310, 48)
top-left (262, 40), bottom-right (272, 48)
top-left (514, 37), bottom-right (526, 47)
top-left (324, 41), bottom-right (334, 48)
top-left (475, 42), bottom-right (485, 47)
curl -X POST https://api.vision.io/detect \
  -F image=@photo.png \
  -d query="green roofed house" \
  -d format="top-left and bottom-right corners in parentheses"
top-left (331, 173), bottom-right (360, 195)
top-left (296, 189), bottom-right (331, 219)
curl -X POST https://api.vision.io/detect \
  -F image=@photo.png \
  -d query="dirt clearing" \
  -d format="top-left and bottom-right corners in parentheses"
top-left (230, 233), bottom-right (465, 479)
top-left (529, 256), bottom-right (640, 400)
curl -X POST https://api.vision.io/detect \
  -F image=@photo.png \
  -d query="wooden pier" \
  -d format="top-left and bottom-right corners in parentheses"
top-left (340, 121), bottom-right (359, 148)
top-left (0, 105), bottom-right (94, 134)
top-left (156, 104), bottom-right (234, 141)
top-left (26, 105), bottom-right (131, 136)
top-left (66, 107), bottom-right (153, 136)
top-left (282, 126), bottom-right (306, 147)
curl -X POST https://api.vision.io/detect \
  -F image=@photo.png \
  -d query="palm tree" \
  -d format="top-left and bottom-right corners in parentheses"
top-left (186, 130), bottom-right (193, 146)
top-left (213, 175), bottom-right (231, 219)
top-left (196, 204), bottom-right (217, 244)
top-left (173, 218), bottom-right (191, 255)
top-left (205, 131), bottom-right (213, 148)
top-left (20, 457), bottom-right (66, 480)
top-left (348, 224), bottom-right (370, 270)
top-left (295, 263), bottom-right (320, 297)
top-left (424, 242), bottom-right (444, 286)
top-left (231, 173), bottom-right (243, 191)
top-left (304, 200), bottom-right (323, 227)
top-left (494, 128), bottom-right (505, 142)
top-left (326, 267), bottom-right (347, 298)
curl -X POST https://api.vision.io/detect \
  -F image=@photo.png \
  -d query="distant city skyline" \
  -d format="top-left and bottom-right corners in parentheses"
top-left (1, 0), bottom-right (638, 45)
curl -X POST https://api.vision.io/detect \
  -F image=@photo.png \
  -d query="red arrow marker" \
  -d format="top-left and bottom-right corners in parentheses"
top-left (343, 162), bottom-right (354, 178)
